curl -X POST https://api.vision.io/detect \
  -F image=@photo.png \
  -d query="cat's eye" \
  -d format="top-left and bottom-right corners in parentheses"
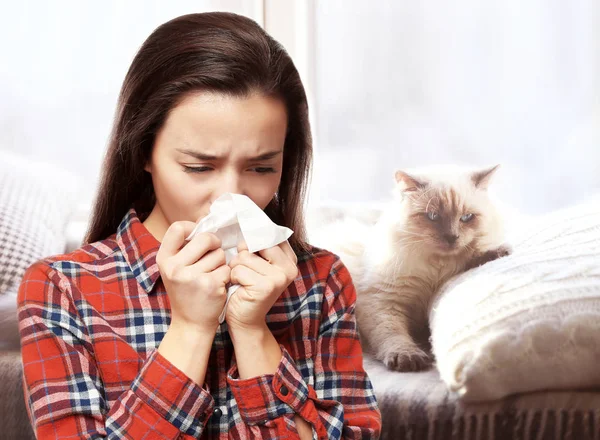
top-left (427, 211), bottom-right (439, 221)
top-left (460, 213), bottom-right (474, 222)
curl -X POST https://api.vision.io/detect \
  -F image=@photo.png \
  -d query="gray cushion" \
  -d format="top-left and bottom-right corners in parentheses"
top-left (0, 151), bottom-right (80, 351)
top-left (0, 151), bottom-right (80, 294)
top-left (0, 152), bottom-right (80, 437)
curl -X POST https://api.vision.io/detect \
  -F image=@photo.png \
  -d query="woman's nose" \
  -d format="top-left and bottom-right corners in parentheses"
top-left (218, 172), bottom-right (243, 197)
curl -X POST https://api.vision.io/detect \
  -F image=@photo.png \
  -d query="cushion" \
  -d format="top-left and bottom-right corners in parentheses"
top-left (429, 200), bottom-right (600, 402)
top-left (0, 151), bottom-right (80, 350)
top-left (0, 151), bottom-right (80, 294)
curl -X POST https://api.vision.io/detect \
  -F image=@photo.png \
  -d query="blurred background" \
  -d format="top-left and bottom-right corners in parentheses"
top-left (1, 3), bottom-right (598, 436)
top-left (0, 0), bottom-right (598, 245)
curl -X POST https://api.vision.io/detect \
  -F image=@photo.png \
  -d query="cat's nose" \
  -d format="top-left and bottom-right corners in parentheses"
top-left (444, 234), bottom-right (459, 245)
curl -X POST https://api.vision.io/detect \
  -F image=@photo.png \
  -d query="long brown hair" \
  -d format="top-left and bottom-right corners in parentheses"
top-left (85, 12), bottom-right (312, 253)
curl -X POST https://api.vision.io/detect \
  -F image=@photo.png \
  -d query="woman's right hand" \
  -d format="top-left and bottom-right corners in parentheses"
top-left (156, 221), bottom-right (230, 334)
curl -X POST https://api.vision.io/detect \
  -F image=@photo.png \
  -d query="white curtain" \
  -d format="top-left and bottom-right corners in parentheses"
top-left (311, 0), bottom-right (600, 214)
top-left (2, 1), bottom-right (598, 215)
top-left (0, 0), bottom-right (263, 199)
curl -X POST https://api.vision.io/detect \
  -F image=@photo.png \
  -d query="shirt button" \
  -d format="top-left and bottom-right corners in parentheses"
top-left (280, 385), bottom-right (289, 396)
top-left (213, 407), bottom-right (223, 418)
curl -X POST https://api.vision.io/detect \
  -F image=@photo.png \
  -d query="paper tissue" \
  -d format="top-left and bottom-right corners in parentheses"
top-left (186, 193), bottom-right (293, 323)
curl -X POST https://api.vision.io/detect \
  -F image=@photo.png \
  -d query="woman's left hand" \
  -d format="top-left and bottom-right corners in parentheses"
top-left (226, 241), bottom-right (298, 331)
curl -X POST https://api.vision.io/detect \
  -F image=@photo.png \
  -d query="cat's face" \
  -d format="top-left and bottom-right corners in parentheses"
top-left (394, 166), bottom-right (500, 256)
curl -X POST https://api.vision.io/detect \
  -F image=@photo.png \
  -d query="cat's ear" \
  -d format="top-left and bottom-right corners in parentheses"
top-left (472, 164), bottom-right (500, 190)
top-left (395, 170), bottom-right (427, 192)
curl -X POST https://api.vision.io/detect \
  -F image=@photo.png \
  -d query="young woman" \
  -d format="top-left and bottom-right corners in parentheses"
top-left (18, 12), bottom-right (381, 439)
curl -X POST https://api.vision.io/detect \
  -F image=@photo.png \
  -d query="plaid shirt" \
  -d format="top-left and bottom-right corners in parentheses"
top-left (18, 209), bottom-right (381, 439)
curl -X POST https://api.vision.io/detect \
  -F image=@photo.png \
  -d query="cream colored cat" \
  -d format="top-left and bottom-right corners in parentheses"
top-left (313, 165), bottom-right (510, 372)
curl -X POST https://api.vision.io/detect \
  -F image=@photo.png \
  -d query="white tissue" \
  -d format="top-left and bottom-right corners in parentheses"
top-left (186, 193), bottom-right (293, 323)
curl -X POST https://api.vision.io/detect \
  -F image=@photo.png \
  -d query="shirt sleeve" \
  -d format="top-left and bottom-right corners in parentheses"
top-left (227, 256), bottom-right (382, 439)
top-left (18, 262), bottom-right (215, 440)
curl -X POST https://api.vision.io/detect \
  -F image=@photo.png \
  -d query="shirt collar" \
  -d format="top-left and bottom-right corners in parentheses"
top-left (116, 208), bottom-right (162, 293)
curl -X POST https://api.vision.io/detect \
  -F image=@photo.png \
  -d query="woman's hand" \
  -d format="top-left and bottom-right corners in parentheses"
top-left (225, 241), bottom-right (298, 331)
top-left (156, 221), bottom-right (231, 334)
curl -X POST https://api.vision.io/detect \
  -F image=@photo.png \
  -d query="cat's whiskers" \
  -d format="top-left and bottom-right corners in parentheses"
top-left (392, 235), bottom-right (428, 244)
top-left (424, 195), bottom-right (439, 214)
top-left (464, 243), bottom-right (476, 254)
top-left (391, 238), bottom-right (430, 248)
top-left (418, 185), bottom-right (436, 200)
top-left (323, 164), bottom-right (504, 372)
top-left (392, 228), bottom-right (429, 238)
top-left (395, 240), bottom-right (428, 247)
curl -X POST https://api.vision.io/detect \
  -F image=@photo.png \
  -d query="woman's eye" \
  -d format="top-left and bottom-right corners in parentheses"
top-left (183, 166), bottom-right (212, 173)
top-left (460, 213), bottom-right (474, 222)
top-left (427, 211), bottom-right (439, 221)
top-left (251, 167), bottom-right (276, 174)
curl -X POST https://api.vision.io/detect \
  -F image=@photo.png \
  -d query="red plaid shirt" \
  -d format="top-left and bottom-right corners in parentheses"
top-left (18, 209), bottom-right (381, 439)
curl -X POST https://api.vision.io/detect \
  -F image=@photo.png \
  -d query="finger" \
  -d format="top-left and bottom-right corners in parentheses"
top-left (230, 250), bottom-right (273, 276)
top-left (258, 245), bottom-right (290, 268)
top-left (230, 264), bottom-right (262, 287)
top-left (237, 240), bottom-right (248, 252)
top-left (173, 232), bottom-right (222, 267)
top-left (211, 264), bottom-right (231, 286)
top-left (188, 248), bottom-right (227, 273)
top-left (157, 221), bottom-right (197, 260)
top-left (278, 241), bottom-right (298, 265)
top-left (258, 244), bottom-right (298, 280)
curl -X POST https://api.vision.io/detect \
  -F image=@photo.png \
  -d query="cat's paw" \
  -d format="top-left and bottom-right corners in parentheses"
top-left (495, 244), bottom-right (512, 258)
top-left (382, 347), bottom-right (433, 372)
top-left (467, 244), bottom-right (512, 270)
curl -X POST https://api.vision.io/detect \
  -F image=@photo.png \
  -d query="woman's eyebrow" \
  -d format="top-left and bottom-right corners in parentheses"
top-left (176, 148), bottom-right (220, 161)
top-left (247, 150), bottom-right (283, 162)
top-left (176, 148), bottom-right (282, 161)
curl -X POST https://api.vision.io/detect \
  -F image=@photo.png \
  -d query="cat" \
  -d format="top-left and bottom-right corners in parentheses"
top-left (311, 165), bottom-right (510, 372)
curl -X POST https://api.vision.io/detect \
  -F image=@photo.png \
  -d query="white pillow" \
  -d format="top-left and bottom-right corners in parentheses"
top-left (0, 151), bottom-right (81, 294)
top-left (429, 200), bottom-right (600, 402)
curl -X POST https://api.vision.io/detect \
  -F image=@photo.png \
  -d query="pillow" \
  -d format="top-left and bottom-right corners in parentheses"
top-left (0, 151), bottom-right (81, 350)
top-left (429, 200), bottom-right (600, 402)
top-left (0, 151), bottom-right (81, 294)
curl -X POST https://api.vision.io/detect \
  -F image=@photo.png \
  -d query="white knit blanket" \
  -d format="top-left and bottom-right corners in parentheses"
top-left (429, 200), bottom-right (600, 402)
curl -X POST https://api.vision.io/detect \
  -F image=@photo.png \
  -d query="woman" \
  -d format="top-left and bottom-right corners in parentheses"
top-left (18, 12), bottom-right (381, 439)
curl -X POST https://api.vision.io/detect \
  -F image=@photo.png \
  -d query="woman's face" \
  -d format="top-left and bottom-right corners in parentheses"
top-left (143, 91), bottom-right (287, 240)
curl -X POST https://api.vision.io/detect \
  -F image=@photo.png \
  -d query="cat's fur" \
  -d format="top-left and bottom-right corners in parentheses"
top-left (312, 165), bottom-right (510, 372)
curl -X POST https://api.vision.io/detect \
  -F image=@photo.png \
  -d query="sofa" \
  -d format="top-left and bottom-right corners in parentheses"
top-left (2, 150), bottom-right (600, 440)
top-left (307, 200), bottom-right (600, 439)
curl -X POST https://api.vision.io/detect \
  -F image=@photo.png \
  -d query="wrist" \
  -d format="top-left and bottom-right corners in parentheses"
top-left (170, 316), bottom-right (219, 336)
top-left (228, 323), bottom-right (282, 379)
top-left (228, 321), bottom-right (269, 343)
top-left (157, 321), bottom-right (216, 385)
top-left (163, 320), bottom-right (218, 353)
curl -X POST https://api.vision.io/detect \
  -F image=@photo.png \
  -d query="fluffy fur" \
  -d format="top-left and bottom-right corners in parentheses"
top-left (312, 165), bottom-right (510, 371)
